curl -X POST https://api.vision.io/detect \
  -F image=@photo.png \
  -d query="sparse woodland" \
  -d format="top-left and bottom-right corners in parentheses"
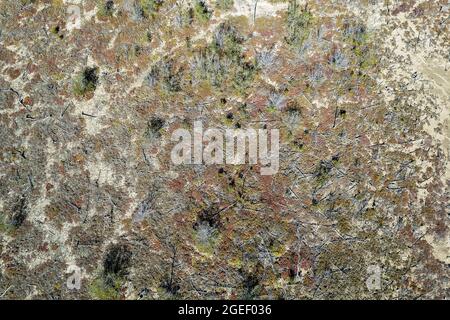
top-left (0, 0), bottom-right (449, 299)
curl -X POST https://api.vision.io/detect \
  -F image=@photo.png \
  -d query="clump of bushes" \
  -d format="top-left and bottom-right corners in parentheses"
top-left (175, 7), bottom-right (194, 28)
top-left (267, 92), bottom-right (286, 111)
top-left (121, 0), bottom-right (163, 20)
top-left (215, 0), bottom-right (234, 11)
top-left (10, 196), bottom-right (27, 228)
top-left (20, 0), bottom-right (36, 5)
top-left (89, 277), bottom-right (123, 300)
top-left (343, 22), bottom-right (368, 46)
top-left (213, 22), bottom-right (244, 58)
top-left (285, 0), bottom-right (313, 48)
top-left (241, 271), bottom-right (261, 299)
top-left (0, 196), bottom-right (28, 232)
top-left (50, 25), bottom-right (64, 39)
top-left (190, 22), bottom-right (256, 93)
top-left (145, 59), bottom-right (182, 92)
top-left (90, 244), bottom-right (132, 299)
top-left (329, 50), bottom-right (349, 69)
top-left (194, 0), bottom-right (212, 23)
top-left (146, 117), bottom-right (165, 139)
top-left (140, 0), bottom-right (164, 17)
top-left (0, 212), bottom-right (11, 233)
top-left (103, 244), bottom-right (132, 281)
top-left (341, 21), bottom-right (378, 70)
top-left (160, 276), bottom-right (181, 297)
top-left (308, 64), bottom-right (324, 85)
top-left (192, 204), bottom-right (223, 256)
top-left (256, 47), bottom-right (276, 70)
top-left (315, 160), bottom-right (333, 186)
top-left (73, 67), bottom-right (99, 96)
top-left (97, 0), bottom-right (115, 17)
top-left (194, 204), bottom-right (222, 230)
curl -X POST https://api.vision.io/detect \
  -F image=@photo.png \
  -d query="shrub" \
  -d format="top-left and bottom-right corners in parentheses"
top-left (73, 67), bottom-right (99, 96)
top-left (267, 92), bottom-right (286, 111)
top-left (194, 0), bottom-right (212, 23)
top-left (329, 50), bottom-right (349, 69)
top-left (146, 117), bottom-right (165, 139)
top-left (97, 0), bottom-right (115, 17)
top-left (190, 23), bottom-right (256, 93)
top-left (145, 59), bottom-right (183, 92)
top-left (89, 276), bottom-right (122, 300)
top-left (285, 0), bottom-right (313, 48)
top-left (256, 48), bottom-right (276, 70)
top-left (103, 244), bottom-right (132, 274)
top-left (215, 0), bottom-right (234, 11)
top-left (145, 65), bottom-right (159, 87)
top-left (10, 197), bottom-right (27, 228)
top-left (213, 22), bottom-right (243, 58)
top-left (140, 0), bottom-right (163, 17)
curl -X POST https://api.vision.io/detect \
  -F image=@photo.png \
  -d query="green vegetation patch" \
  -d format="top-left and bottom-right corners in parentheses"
top-left (215, 0), bottom-right (234, 11)
top-left (90, 244), bottom-right (132, 300)
top-left (73, 67), bottom-right (99, 96)
top-left (190, 22), bottom-right (257, 94)
top-left (194, 0), bottom-right (212, 23)
top-left (97, 0), bottom-right (115, 18)
top-left (285, 0), bottom-right (313, 48)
